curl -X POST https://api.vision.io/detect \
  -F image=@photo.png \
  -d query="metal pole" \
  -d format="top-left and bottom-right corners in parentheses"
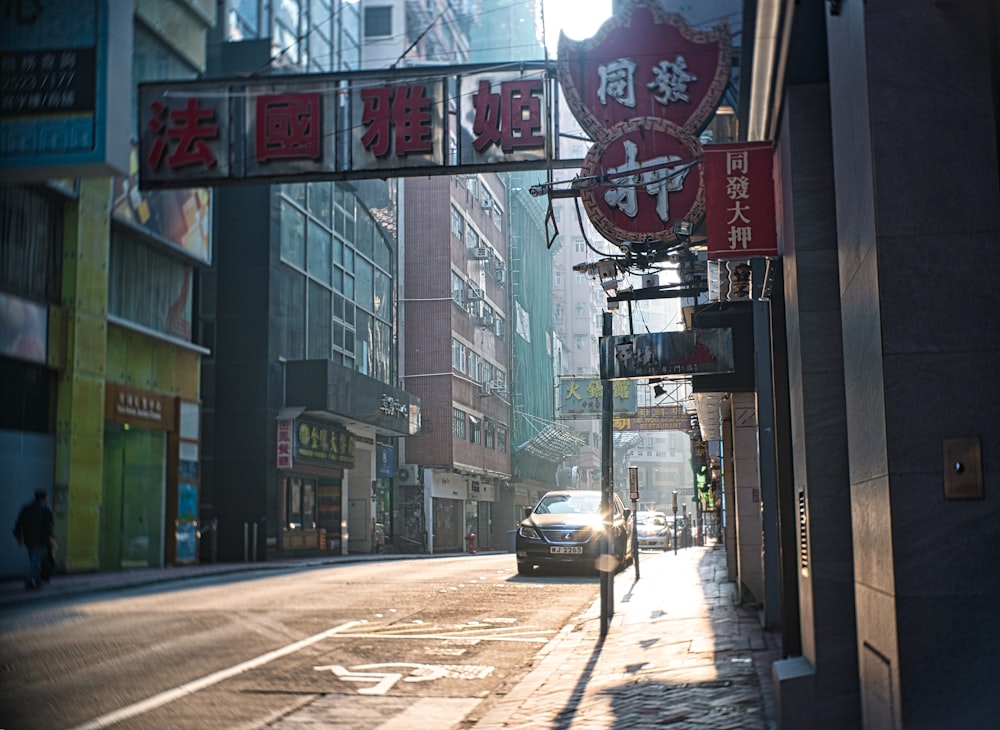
top-left (632, 500), bottom-right (640, 580)
top-left (629, 465), bottom-right (639, 580)
top-left (243, 522), bottom-right (249, 563)
top-left (672, 491), bottom-right (678, 555)
top-left (600, 311), bottom-right (614, 636)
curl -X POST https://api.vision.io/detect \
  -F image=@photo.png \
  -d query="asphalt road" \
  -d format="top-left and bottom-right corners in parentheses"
top-left (0, 554), bottom-right (601, 730)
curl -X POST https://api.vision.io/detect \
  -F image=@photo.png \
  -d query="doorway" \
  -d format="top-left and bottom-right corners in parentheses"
top-left (102, 425), bottom-right (166, 569)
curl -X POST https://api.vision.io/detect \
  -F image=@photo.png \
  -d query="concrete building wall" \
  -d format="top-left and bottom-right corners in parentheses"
top-left (776, 82), bottom-right (860, 729)
top-left (826, 2), bottom-right (1000, 726)
top-left (731, 391), bottom-right (763, 603)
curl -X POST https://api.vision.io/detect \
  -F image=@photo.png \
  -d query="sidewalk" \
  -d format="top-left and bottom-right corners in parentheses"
top-left (1, 543), bottom-right (780, 729)
top-left (472, 543), bottom-right (780, 730)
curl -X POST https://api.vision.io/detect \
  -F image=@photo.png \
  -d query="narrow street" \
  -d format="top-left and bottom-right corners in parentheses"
top-left (0, 555), bottom-right (599, 730)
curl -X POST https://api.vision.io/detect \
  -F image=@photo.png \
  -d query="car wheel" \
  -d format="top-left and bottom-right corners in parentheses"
top-left (516, 561), bottom-right (532, 576)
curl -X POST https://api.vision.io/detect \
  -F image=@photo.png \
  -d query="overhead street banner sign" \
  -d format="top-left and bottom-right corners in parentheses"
top-left (138, 62), bottom-right (581, 189)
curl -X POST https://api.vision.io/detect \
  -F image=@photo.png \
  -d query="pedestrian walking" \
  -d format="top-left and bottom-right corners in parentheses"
top-left (12, 489), bottom-right (55, 590)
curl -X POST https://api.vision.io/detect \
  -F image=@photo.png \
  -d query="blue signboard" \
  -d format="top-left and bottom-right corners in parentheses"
top-left (0, 0), bottom-right (131, 180)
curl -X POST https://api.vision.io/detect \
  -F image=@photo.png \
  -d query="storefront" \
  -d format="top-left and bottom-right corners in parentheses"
top-left (282, 359), bottom-right (421, 555)
top-left (103, 383), bottom-right (201, 568)
top-left (276, 413), bottom-right (351, 553)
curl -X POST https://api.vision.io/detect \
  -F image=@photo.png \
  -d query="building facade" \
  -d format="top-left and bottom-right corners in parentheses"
top-left (1, 0), bottom-right (215, 578)
top-left (200, 1), bottom-right (419, 561)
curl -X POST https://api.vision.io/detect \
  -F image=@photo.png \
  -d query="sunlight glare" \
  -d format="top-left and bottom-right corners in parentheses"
top-left (543, 0), bottom-right (614, 55)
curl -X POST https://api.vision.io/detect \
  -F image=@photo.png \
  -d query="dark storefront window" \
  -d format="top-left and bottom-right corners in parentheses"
top-left (285, 476), bottom-right (317, 530)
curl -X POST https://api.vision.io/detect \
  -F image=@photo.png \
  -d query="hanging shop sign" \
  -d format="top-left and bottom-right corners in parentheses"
top-left (599, 329), bottom-right (734, 380)
top-left (559, 2), bottom-right (731, 245)
top-left (137, 62), bottom-right (574, 189)
top-left (612, 405), bottom-right (690, 432)
top-left (557, 375), bottom-right (638, 420)
top-left (704, 142), bottom-right (778, 259)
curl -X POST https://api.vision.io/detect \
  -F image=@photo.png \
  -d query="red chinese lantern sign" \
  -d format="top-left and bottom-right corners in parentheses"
top-left (558, 2), bottom-right (731, 244)
top-left (578, 117), bottom-right (704, 245)
top-left (704, 142), bottom-right (777, 260)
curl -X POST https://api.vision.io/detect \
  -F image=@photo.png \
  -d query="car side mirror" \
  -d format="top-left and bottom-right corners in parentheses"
top-left (522, 507), bottom-right (533, 520)
top-left (624, 509), bottom-right (631, 520)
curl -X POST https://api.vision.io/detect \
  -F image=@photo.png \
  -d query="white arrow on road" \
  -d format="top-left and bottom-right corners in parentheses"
top-left (314, 662), bottom-right (493, 695)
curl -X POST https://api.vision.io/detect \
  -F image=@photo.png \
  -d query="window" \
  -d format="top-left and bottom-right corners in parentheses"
top-left (554, 303), bottom-right (564, 318)
top-left (469, 415), bottom-right (481, 445)
top-left (554, 270), bottom-right (562, 287)
top-left (109, 226), bottom-right (192, 340)
top-left (452, 338), bottom-right (467, 372)
top-left (364, 6), bottom-right (392, 37)
top-left (450, 205), bottom-right (464, 240)
top-left (453, 408), bottom-right (467, 439)
top-left (494, 315), bottom-right (504, 339)
top-left (497, 425), bottom-right (508, 453)
top-left (574, 238), bottom-right (585, 253)
top-left (576, 302), bottom-right (586, 318)
top-left (285, 476), bottom-right (317, 530)
top-left (484, 419), bottom-right (495, 449)
top-left (575, 335), bottom-right (587, 350)
top-left (452, 271), bottom-right (465, 304)
top-left (468, 351), bottom-right (482, 382)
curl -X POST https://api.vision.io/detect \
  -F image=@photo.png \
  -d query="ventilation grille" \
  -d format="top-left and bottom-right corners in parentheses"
top-left (798, 488), bottom-right (809, 576)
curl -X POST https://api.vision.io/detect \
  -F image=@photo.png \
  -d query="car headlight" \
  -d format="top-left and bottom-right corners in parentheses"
top-left (518, 525), bottom-right (541, 540)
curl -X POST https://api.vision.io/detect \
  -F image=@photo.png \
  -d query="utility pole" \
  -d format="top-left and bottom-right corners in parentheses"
top-left (600, 311), bottom-right (614, 637)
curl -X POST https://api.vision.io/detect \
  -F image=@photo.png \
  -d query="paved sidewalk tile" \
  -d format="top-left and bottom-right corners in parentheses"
top-left (471, 544), bottom-right (779, 730)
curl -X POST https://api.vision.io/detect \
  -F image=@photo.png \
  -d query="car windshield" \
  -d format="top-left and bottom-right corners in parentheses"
top-left (534, 494), bottom-right (601, 515)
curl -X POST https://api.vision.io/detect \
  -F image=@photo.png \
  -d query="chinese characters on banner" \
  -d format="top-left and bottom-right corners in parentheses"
top-left (138, 65), bottom-right (554, 189)
top-left (558, 2), bottom-right (731, 245)
top-left (703, 142), bottom-right (777, 260)
top-left (558, 376), bottom-right (638, 419)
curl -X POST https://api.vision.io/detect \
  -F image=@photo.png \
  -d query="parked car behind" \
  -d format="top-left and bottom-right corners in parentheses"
top-left (515, 489), bottom-right (634, 575)
top-left (635, 511), bottom-right (670, 550)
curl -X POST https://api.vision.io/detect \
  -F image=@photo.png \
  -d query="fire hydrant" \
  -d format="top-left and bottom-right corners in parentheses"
top-left (465, 532), bottom-right (476, 553)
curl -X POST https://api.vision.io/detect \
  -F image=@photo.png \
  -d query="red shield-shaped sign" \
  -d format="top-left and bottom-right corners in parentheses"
top-left (558, 2), bottom-right (731, 142)
top-left (576, 117), bottom-right (704, 245)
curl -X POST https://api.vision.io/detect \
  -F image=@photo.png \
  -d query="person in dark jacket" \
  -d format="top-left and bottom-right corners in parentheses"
top-left (13, 489), bottom-right (55, 590)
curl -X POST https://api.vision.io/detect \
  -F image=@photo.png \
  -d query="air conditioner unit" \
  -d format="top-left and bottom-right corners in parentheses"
top-left (397, 463), bottom-right (421, 486)
top-left (491, 380), bottom-right (508, 396)
top-left (479, 382), bottom-right (493, 397)
top-left (472, 246), bottom-right (490, 259)
top-left (494, 267), bottom-right (505, 284)
top-left (479, 310), bottom-right (495, 326)
top-left (467, 284), bottom-right (483, 300)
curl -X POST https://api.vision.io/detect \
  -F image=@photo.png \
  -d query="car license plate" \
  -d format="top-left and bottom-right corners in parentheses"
top-left (550, 546), bottom-right (583, 554)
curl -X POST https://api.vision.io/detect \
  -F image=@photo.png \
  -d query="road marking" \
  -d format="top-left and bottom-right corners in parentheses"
top-left (69, 621), bottom-right (360, 730)
top-left (314, 662), bottom-right (494, 695)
